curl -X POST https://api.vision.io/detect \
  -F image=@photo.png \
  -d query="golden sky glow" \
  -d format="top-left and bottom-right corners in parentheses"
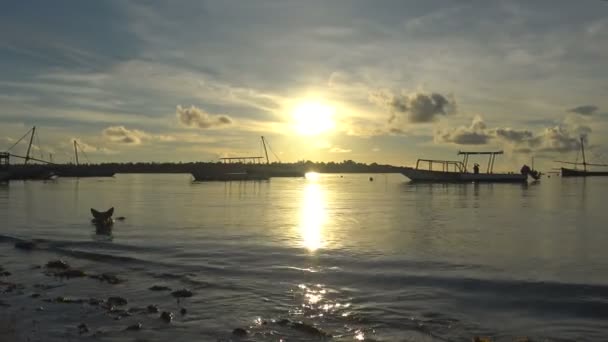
top-left (292, 100), bottom-right (336, 136)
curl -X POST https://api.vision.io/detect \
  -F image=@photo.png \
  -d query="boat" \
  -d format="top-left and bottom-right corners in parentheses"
top-left (556, 136), bottom-right (608, 177)
top-left (0, 152), bottom-right (9, 182)
top-left (0, 152), bottom-right (9, 181)
top-left (401, 151), bottom-right (540, 183)
top-left (3, 126), bottom-right (58, 180)
top-left (54, 141), bottom-right (115, 178)
top-left (191, 136), bottom-right (304, 181)
top-left (191, 170), bottom-right (270, 181)
top-left (248, 136), bottom-right (305, 177)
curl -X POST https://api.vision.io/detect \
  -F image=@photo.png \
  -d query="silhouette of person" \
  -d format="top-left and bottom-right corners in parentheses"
top-left (473, 163), bottom-right (480, 174)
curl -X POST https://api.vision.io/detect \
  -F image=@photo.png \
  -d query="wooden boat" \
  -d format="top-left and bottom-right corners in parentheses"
top-left (191, 170), bottom-right (269, 181)
top-left (3, 126), bottom-right (58, 180)
top-left (192, 136), bottom-right (304, 181)
top-left (401, 151), bottom-right (540, 183)
top-left (7, 166), bottom-right (57, 180)
top-left (55, 166), bottom-right (116, 178)
top-left (556, 137), bottom-right (608, 177)
top-left (0, 152), bottom-right (9, 181)
top-left (55, 141), bottom-right (115, 178)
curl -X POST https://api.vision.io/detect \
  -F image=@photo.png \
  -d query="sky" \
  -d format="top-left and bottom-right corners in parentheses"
top-left (1, 0), bottom-right (607, 170)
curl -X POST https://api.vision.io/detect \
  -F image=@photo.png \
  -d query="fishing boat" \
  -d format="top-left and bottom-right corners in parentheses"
top-left (246, 136), bottom-right (305, 177)
top-left (55, 141), bottom-right (115, 178)
top-left (192, 170), bottom-right (270, 181)
top-left (3, 126), bottom-right (58, 180)
top-left (555, 137), bottom-right (608, 177)
top-left (401, 151), bottom-right (540, 183)
top-left (191, 136), bottom-right (304, 181)
top-left (0, 152), bottom-right (9, 182)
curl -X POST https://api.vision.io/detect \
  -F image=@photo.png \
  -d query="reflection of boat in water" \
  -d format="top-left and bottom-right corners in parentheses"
top-left (556, 136), bottom-right (608, 177)
top-left (401, 151), bottom-right (540, 183)
top-left (54, 141), bottom-right (115, 178)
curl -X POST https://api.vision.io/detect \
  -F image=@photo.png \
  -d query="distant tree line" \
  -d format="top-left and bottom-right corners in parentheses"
top-left (8, 160), bottom-right (403, 174)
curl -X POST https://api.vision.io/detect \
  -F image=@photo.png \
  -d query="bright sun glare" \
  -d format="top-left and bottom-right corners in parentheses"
top-left (292, 101), bottom-right (335, 136)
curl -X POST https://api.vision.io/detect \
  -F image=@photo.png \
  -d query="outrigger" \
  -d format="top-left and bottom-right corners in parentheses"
top-left (401, 150), bottom-right (540, 183)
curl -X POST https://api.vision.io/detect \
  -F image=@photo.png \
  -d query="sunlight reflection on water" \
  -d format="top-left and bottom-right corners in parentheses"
top-left (298, 174), bottom-right (327, 251)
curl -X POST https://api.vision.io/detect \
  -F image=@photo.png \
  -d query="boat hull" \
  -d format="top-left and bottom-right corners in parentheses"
top-left (192, 171), bottom-right (270, 181)
top-left (561, 167), bottom-right (608, 177)
top-left (55, 167), bottom-right (115, 178)
top-left (0, 170), bottom-right (9, 182)
top-left (7, 167), bottom-right (57, 180)
top-left (401, 167), bottom-right (527, 183)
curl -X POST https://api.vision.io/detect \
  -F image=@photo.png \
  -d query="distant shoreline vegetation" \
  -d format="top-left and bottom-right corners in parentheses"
top-left (8, 160), bottom-right (403, 174)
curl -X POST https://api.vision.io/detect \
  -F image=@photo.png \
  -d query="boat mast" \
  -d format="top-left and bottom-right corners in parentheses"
top-left (24, 126), bottom-right (36, 165)
top-left (74, 140), bottom-right (80, 166)
top-left (580, 136), bottom-right (587, 172)
top-left (261, 136), bottom-right (270, 164)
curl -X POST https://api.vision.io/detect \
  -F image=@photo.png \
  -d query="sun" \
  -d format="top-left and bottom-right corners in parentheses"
top-left (292, 101), bottom-right (336, 136)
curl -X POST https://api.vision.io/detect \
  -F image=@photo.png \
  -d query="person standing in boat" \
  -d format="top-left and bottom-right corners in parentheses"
top-left (473, 163), bottom-right (480, 174)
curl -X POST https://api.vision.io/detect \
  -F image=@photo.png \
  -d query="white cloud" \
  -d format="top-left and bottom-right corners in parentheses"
top-left (329, 146), bottom-right (352, 153)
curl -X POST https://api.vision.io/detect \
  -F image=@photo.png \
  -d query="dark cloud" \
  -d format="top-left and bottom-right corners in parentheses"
top-left (492, 128), bottom-right (534, 142)
top-left (102, 126), bottom-right (143, 145)
top-left (568, 105), bottom-right (598, 116)
top-left (176, 105), bottom-right (233, 129)
top-left (435, 116), bottom-right (591, 153)
top-left (435, 116), bottom-right (490, 145)
top-left (371, 91), bottom-right (456, 124)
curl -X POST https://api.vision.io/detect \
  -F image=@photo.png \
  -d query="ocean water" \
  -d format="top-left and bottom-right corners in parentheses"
top-left (1, 173), bottom-right (607, 341)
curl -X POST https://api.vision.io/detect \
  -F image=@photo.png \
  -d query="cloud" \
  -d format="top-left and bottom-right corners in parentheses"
top-left (71, 138), bottom-right (117, 155)
top-left (435, 116), bottom-right (490, 145)
top-left (176, 105), bottom-right (233, 129)
top-left (103, 126), bottom-right (144, 144)
top-left (435, 116), bottom-right (590, 153)
top-left (529, 125), bottom-right (589, 153)
top-left (492, 128), bottom-right (534, 142)
top-left (329, 146), bottom-right (352, 153)
top-left (371, 91), bottom-right (456, 124)
top-left (568, 105), bottom-right (599, 116)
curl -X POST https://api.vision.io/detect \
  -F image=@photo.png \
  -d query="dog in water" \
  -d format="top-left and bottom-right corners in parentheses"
top-left (91, 207), bottom-right (114, 234)
top-left (91, 207), bottom-right (114, 226)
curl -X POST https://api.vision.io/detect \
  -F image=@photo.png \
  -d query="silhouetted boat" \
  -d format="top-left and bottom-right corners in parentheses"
top-left (191, 136), bottom-right (304, 181)
top-left (8, 165), bottom-right (57, 180)
top-left (3, 126), bottom-right (58, 180)
top-left (191, 170), bottom-right (269, 181)
top-left (0, 170), bottom-right (9, 182)
top-left (0, 152), bottom-right (9, 181)
top-left (55, 141), bottom-right (115, 178)
top-left (401, 151), bottom-right (540, 183)
top-left (556, 136), bottom-right (608, 177)
top-left (55, 166), bottom-right (115, 178)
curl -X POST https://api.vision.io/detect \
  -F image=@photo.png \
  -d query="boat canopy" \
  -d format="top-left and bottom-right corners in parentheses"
top-left (458, 150), bottom-right (504, 173)
top-left (219, 157), bottom-right (265, 164)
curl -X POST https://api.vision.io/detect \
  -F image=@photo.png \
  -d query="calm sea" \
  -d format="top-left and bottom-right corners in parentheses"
top-left (1, 173), bottom-right (607, 341)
